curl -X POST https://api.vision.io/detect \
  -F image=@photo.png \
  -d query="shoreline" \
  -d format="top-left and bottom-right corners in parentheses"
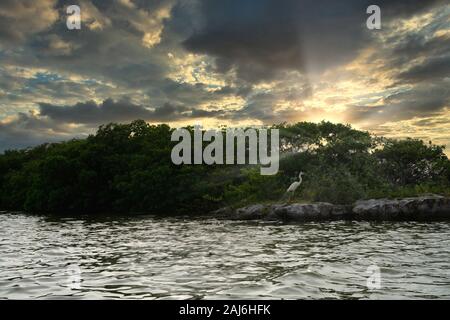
top-left (213, 195), bottom-right (450, 222)
top-left (2, 195), bottom-right (450, 221)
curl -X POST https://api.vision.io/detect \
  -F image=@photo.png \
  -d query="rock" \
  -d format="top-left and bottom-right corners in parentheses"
top-left (234, 204), bottom-right (267, 220)
top-left (272, 203), bottom-right (333, 221)
top-left (330, 205), bottom-right (353, 219)
top-left (227, 202), bottom-right (353, 221)
top-left (353, 195), bottom-right (450, 220)
top-left (211, 206), bottom-right (234, 217)
top-left (266, 204), bottom-right (286, 220)
top-left (212, 195), bottom-right (450, 222)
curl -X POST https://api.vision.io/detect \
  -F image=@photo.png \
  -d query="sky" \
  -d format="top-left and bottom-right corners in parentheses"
top-left (0, 0), bottom-right (449, 152)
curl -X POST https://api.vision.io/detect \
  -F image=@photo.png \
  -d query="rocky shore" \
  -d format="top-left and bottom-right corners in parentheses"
top-left (212, 195), bottom-right (450, 222)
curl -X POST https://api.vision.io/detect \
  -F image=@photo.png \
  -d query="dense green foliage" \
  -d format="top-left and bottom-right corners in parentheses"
top-left (1, 120), bottom-right (449, 214)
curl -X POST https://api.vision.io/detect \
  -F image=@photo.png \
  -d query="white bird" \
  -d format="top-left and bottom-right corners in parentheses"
top-left (286, 171), bottom-right (305, 194)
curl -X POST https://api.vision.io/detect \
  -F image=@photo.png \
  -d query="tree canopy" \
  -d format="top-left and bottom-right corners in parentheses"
top-left (1, 120), bottom-right (449, 214)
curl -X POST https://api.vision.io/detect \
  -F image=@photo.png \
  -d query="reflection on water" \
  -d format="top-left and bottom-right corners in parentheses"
top-left (0, 213), bottom-right (449, 299)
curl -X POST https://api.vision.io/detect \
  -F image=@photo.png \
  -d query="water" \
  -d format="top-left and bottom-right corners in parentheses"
top-left (0, 213), bottom-right (449, 299)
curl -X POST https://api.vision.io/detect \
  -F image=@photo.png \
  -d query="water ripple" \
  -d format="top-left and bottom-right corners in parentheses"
top-left (0, 213), bottom-right (449, 299)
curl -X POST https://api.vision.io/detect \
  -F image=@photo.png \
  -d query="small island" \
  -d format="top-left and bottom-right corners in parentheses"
top-left (1, 120), bottom-right (449, 217)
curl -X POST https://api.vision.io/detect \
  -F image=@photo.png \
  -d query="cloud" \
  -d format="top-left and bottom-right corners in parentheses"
top-left (39, 98), bottom-right (154, 124)
top-left (0, 0), bottom-right (58, 45)
top-left (0, 0), bottom-right (449, 152)
top-left (152, 79), bottom-right (248, 106)
top-left (396, 55), bottom-right (450, 84)
top-left (38, 98), bottom-right (230, 124)
top-left (0, 0), bottom-right (174, 91)
top-left (0, 112), bottom-right (83, 151)
top-left (183, 0), bottom-right (446, 82)
top-left (0, 98), bottom-right (209, 150)
top-left (346, 82), bottom-right (450, 124)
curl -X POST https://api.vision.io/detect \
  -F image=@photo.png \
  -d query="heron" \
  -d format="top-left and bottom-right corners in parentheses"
top-left (285, 171), bottom-right (305, 201)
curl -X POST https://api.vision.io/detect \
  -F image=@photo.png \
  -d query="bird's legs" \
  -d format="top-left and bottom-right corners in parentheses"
top-left (287, 192), bottom-right (293, 203)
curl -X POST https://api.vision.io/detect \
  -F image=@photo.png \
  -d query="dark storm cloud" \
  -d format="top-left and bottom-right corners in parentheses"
top-left (226, 93), bottom-right (282, 122)
top-left (38, 98), bottom-right (204, 124)
top-left (152, 102), bottom-right (188, 118)
top-left (39, 98), bottom-right (155, 124)
top-left (37, 98), bottom-right (234, 124)
top-left (412, 117), bottom-right (450, 128)
top-left (1, 0), bottom-right (446, 88)
top-left (0, 0), bottom-right (58, 45)
top-left (396, 55), bottom-right (450, 84)
top-left (0, 112), bottom-right (82, 151)
top-left (348, 82), bottom-right (450, 124)
top-left (34, 93), bottom-right (299, 128)
top-left (150, 79), bottom-right (250, 106)
top-left (0, 96), bottom-right (227, 151)
top-left (0, 0), bottom-right (449, 152)
top-left (209, 92), bottom-right (301, 124)
top-left (382, 26), bottom-right (450, 85)
top-left (0, 0), bottom-right (248, 114)
top-left (22, 28), bottom-right (167, 88)
top-left (392, 33), bottom-right (450, 62)
top-left (183, 0), bottom-right (446, 82)
top-left (1, 0), bottom-right (171, 89)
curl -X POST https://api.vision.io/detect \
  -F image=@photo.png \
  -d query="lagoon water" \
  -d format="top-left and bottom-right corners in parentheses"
top-left (0, 213), bottom-right (449, 299)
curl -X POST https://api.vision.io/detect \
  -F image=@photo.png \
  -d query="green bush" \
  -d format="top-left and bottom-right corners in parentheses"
top-left (0, 120), bottom-right (449, 214)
